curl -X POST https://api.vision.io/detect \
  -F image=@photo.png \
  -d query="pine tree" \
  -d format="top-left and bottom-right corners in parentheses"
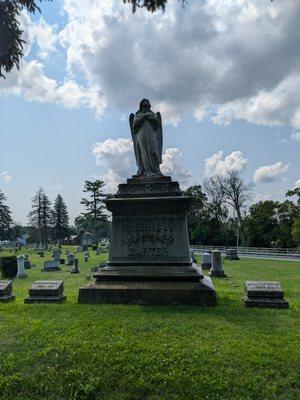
top-left (80, 180), bottom-right (107, 243)
top-left (28, 188), bottom-right (52, 246)
top-left (0, 190), bottom-right (13, 240)
top-left (52, 194), bottom-right (69, 246)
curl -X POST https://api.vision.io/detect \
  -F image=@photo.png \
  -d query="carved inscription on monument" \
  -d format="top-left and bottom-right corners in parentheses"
top-left (122, 218), bottom-right (174, 259)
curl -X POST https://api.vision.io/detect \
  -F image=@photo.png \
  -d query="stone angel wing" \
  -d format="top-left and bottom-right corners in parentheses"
top-left (156, 111), bottom-right (163, 164)
top-left (129, 113), bottom-right (140, 168)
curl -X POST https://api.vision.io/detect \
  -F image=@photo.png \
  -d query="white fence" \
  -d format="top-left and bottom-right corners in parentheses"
top-left (190, 245), bottom-right (300, 260)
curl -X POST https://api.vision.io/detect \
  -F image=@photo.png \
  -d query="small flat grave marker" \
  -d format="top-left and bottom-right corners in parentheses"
top-left (0, 280), bottom-right (15, 302)
top-left (41, 260), bottom-right (61, 272)
top-left (25, 280), bottom-right (66, 303)
top-left (244, 281), bottom-right (289, 308)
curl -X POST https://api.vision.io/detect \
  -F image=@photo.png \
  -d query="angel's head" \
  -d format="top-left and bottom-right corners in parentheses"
top-left (139, 98), bottom-right (151, 111)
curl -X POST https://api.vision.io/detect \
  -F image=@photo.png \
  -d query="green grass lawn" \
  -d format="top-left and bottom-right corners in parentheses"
top-left (0, 248), bottom-right (299, 400)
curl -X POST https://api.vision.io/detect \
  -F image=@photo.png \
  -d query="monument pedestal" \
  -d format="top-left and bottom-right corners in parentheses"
top-left (78, 176), bottom-right (217, 305)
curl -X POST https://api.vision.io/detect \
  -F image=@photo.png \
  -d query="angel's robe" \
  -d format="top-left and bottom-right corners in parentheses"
top-left (132, 110), bottom-right (162, 176)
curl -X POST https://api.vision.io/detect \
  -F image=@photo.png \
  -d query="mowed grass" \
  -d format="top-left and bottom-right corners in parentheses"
top-left (0, 248), bottom-right (299, 400)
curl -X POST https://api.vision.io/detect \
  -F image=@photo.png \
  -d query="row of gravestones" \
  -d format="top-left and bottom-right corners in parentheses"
top-left (193, 249), bottom-right (228, 278)
top-left (191, 249), bottom-right (289, 308)
top-left (0, 280), bottom-right (66, 303)
top-left (14, 254), bottom-right (81, 276)
top-left (37, 247), bottom-right (103, 258)
top-left (0, 278), bottom-right (289, 308)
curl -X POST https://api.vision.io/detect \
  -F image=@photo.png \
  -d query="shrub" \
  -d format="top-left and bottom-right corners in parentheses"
top-left (0, 256), bottom-right (18, 278)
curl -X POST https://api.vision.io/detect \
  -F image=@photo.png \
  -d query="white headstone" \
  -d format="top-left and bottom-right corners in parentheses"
top-left (210, 250), bottom-right (226, 277)
top-left (17, 255), bottom-right (27, 278)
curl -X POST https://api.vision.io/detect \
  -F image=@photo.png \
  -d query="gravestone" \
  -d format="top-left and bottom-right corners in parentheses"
top-left (209, 250), bottom-right (227, 277)
top-left (201, 252), bottom-right (212, 269)
top-left (24, 254), bottom-right (31, 269)
top-left (84, 251), bottom-right (89, 262)
top-left (225, 248), bottom-right (239, 260)
top-left (41, 260), bottom-right (61, 272)
top-left (96, 248), bottom-right (101, 255)
top-left (244, 281), bottom-right (289, 308)
top-left (78, 99), bottom-right (216, 306)
top-left (25, 280), bottom-right (66, 303)
top-left (17, 255), bottom-right (27, 278)
top-left (70, 258), bottom-right (79, 274)
top-left (66, 253), bottom-right (75, 266)
top-left (0, 280), bottom-right (15, 302)
top-left (52, 250), bottom-right (61, 262)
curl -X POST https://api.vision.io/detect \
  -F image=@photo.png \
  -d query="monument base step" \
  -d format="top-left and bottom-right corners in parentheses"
top-left (94, 264), bottom-right (205, 282)
top-left (0, 294), bottom-right (15, 303)
top-left (244, 295), bottom-right (289, 308)
top-left (78, 276), bottom-right (217, 305)
top-left (24, 295), bottom-right (66, 304)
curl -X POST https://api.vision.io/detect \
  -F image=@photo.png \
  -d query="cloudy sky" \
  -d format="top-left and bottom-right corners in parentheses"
top-left (1, 0), bottom-right (300, 224)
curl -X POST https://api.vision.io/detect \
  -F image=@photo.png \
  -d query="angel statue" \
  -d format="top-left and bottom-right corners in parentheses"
top-left (129, 99), bottom-right (163, 177)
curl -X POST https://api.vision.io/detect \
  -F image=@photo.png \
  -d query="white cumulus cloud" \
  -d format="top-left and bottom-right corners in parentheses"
top-left (204, 150), bottom-right (247, 177)
top-left (0, 60), bottom-right (105, 117)
top-left (1, 171), bottom-right (12, 183)
top-left (2, 0), bottom-right (300, 128)
top-left (253, 161), bottom-right (289, 183)
top-left (56, 0), bottom-right (300, 127)
top-left (91, 138), bottom-right (191, 192)
top-left (161, 148), bottom-right (192, 186)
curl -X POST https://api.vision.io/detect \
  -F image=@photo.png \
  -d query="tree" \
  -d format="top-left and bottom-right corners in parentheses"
top-left (221, 171), bottom-right (253, 225)
top-left (276, 200), bottom-right (298, 248)
top-left (0, 0), bottom-right (43, 78)
top-left (244, 200), bottom-right (298, 248)
top-left (28, 187), bottom-right (52, 245)
top-left (292, 215), bottom-right (300, 247)
top-left (74, 213), bottom-right (111, 240)
top-left (123, 0), bottom-right (169, 13)
top-left (0, 189), bottom-right (13, 239)
top-left (286, 187), bottom-right (300, 206)
top-left (52, 194), bottom-right (69, 246)
top-left (80, 180), bottom-right (107, 243)
top-left (203, 176), bottom-right (227, 225)
top-left (243, 201), bottom-right (278, 247)
top-left (183, 185), bottom-right (207, 244)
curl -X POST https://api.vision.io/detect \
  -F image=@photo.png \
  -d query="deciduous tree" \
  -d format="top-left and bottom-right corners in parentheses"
top-left (0, 189), bottom-right (13, 239)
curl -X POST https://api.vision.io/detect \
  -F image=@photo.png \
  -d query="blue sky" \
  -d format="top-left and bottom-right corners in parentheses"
top-left (1, 0), bottom-right (300, 225)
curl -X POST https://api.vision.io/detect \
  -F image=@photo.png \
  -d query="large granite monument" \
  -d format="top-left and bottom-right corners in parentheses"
top-left (78, 99), bottom-right (216, 305)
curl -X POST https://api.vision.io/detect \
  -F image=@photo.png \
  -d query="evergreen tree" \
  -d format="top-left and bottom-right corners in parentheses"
top-left (28, 188), bottom-right (52, 246)
top-left (80, 180), bottom-right (107, 243)
top-left (52, 194), bottom-right (69, 246)
top-left (0, 189), bottom-right (13, 239)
